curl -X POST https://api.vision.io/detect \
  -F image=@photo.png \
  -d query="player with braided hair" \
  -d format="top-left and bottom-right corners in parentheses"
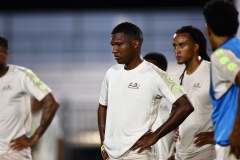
top-left (170, 25), bottom-right (216, 160)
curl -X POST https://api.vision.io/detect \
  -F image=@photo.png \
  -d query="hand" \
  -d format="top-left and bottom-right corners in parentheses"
top-left (173, 128), bottom-right (180, 142)
top-left (168, 155), bottom-right (175, 160)
top-left (10, 134), bottom-right (37, 151)
top-left (230, 129), bottom-right (240, 158)
top-left (194, 131), bottom-right (214, 147)
top-left (101, 148), bottom-right (110, 160)
top-left (131, 132), bottom-right (158, 153)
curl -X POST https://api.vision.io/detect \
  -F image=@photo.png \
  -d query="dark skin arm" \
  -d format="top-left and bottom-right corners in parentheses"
top-left (194, 131), bottom-right (214, 147)
top-left (57, 138), bottom-right (64, 160)
top-left (229, 89), bottom-right (240, 157)
top-left (235, 71), bottom-right (240, 85)
top-left (131, 94), bottom-right (194, 153)
top-left (98, 103), bottom-right (109, 160)
top-left (168, 155), bottom-right (175, 160)
top-left (10, 93), bottom-right (59, 151)
top-left (167, 126), bottom-right (214, 159)
top-left (171, 128), bottom-right (214, 147)
top-left (229, 71), bottom-right (240, 157)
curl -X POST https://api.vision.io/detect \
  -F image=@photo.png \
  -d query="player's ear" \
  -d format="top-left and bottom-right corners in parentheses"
top-left (132, 40), bottom-right (139, 48)
top-left (194, 43), bottom-right (199, 53)
top-left (205, 23), bottom-right (212, 36)
top-left (6, 50), bottom-right (9, 58)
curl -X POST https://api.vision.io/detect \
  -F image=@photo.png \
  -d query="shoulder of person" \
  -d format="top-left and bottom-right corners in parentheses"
top-left (212, 48), bottom-right (235, 58)
top-left (211, 48), bottom-right (237, 65)
top-left (9, 64), bottom-right (35, 75)
top-left (106, 64), bottom-right (123, 73)
top-left (202, 59), bottom-right (211, 69)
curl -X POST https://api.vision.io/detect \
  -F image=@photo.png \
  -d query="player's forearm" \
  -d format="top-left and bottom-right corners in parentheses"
top-left (32, 96), bottom-right (59, 142)
top-left (235, 71), bottom-right (240, 85)
top-left (154, 95), bottom-right (194, 140)
top-left (98, 104), bottom-right (107, 144)
top-left (231, 91), bottom-right (240, 136)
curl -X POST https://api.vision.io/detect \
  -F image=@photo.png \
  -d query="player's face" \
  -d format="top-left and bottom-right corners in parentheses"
top-left (172, 33), bottom-right (196, 65)
top-left (110, 32), bottom-right (136, 65)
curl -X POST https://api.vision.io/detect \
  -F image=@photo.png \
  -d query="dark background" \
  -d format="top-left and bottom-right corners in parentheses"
top-left (1, 0), bottom-right (234, 11)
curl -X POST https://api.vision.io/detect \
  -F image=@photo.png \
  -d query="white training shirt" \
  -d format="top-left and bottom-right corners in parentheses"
top-left (175, 60), bottom-right (214, 158)
top-left (211, 49), bottom-right (240, 99)
top-left (152, 98), bottom-right (174, 160)
top-left (0, 64), bottom-right (51, 156)
top-left (99, 60), bottom-right (185, 159)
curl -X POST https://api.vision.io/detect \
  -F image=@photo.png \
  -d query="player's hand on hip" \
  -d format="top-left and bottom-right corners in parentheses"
top-left (10, 134), bottom-right (36, 151)
top-left (131, 131), bottom-right (157, 153)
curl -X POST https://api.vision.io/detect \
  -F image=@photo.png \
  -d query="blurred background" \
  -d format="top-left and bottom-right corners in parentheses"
top-left (0, 0), bottom-right (238, 159)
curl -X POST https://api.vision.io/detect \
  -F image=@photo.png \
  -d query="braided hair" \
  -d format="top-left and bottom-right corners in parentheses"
top-left (175, 25), bottom-right (210, 85)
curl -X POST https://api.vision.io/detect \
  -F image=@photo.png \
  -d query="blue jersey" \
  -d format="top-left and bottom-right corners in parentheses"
top-left (210, 37), bottom-right (240, 146)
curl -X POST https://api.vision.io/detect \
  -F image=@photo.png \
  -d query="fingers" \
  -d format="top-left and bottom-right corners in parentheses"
top-left (173, 130), bottom-right (180, 142)
top-left (194, 131), bottom-right (215, 147)
top-left (101, 149), bottom-right (110, 160)
top-left (194, 139), bottom-right (206, 147)
top-left (131, 143), bottom-right (139, 151)
top-left (10, 135), bottom-right (32, 151)
top-left (131, 141), bottom-right (144, 153)
top-left (230, 146), bottom-right (240, 158)
top-left (10, 141), bottom-right (27, 151)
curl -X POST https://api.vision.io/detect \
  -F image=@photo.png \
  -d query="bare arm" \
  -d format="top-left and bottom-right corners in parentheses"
top-left (154, 94), bottom-right (194, 140)
top-left (98, 103), bottom-right (109, 160)
top-left (10, 93), bottom-right (59, 150)
top-left (229, 90), bottom-right (240, 157)
top-left (32, 93), bottom-right (60, 143)
top-left (98, 103), bottom-right (107, 145)
top-left (194, 131), bottom-right (214, 147)
top-left (57, 138), bottom-right (64, 160)
top-left (235, 71), bottom-right (240, 85)
top-left (131, 94), bottom-right (194, 152)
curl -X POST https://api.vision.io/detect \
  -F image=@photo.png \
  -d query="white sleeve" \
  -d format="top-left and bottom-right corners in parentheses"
top-left (21, 69), bottom-right (51, 101)
top-left (99, 73), bottom-right (108, 106)
top-left (154, 70), bottom-right (186, 104)
top-left (211, 49), bottom-right (240, 84)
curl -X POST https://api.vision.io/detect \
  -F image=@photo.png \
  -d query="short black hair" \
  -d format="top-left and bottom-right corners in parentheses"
top-left (203, 0), bottom-right (239, 36)
top-left (143, 52), bottom-right (168, 71)
top-left (111, 22), bottom-right (143, 44)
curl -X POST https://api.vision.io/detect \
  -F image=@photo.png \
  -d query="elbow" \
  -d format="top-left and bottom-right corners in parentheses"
top-left (187, 104), bottom-right (194, 115)
top-left (182, 95), bottom-right (194, 115)
top-left (48, 99), bottom-right (60, 112)
top-left (183, 100), bottom-right (194, 117)
top-left (54, 101), bottom-right (60, 111)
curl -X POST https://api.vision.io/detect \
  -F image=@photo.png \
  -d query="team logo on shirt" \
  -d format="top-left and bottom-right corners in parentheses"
top-left (215, 49), bottom-right (237, 71)
top-left (193, 83), bottom-right (201, 89)
top-left (128, 82), bottom-right (140, 89)
top-left (172, 85), bottom-right (181, 92)
top-left (2, 85), bottom-right (12, 91)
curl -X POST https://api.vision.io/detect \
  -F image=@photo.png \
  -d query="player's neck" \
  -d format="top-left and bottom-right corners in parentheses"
top-left (0, 65), bottom-right (9, 78)
top-left (185, 59), bottom-right (202, 75)
top-left (124, 57), bottom-right (143, 70)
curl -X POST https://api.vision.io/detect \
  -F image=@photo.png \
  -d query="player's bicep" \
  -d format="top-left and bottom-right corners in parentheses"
top-left (235, 70), bottom-right (240, 85)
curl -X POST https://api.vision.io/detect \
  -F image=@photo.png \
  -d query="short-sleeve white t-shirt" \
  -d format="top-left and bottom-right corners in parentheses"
top-left (174, 60), bottom-right (214, 157)
top-left (211, 49), bottom-right (240, 99)
top-left (99, 60), bottom-right (185, 159)
top-left (0, 64), bottom-right (51, 156)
